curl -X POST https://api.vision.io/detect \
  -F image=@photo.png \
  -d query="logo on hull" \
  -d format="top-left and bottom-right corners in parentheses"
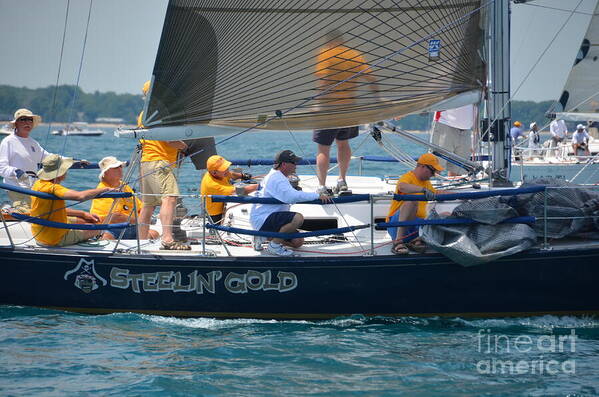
top-left (64, 258), bottom-right (107, 293)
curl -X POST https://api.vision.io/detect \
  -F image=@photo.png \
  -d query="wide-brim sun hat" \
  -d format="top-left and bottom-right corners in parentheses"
top-left (9, 108), bottom-right (42, 129)
top-left (417, 152), bottom-right (444, 172)
top-left (98, 156), bottom-right (125, 180)
top-left (37, 154), bottom-right (74, 181)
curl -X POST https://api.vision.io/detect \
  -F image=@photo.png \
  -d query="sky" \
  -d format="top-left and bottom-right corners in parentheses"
top-left (0, 0), bottom-right (596, 101)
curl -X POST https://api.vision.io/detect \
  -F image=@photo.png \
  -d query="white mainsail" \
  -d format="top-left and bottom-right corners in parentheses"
top-left (556, 1), bottom-right (599, 120)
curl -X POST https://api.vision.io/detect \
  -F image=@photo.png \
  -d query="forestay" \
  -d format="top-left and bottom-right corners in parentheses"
top-left (142, 0), bottom-right (485, 131)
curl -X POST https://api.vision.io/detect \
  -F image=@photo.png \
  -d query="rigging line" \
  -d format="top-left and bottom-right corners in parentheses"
top-left (43, 0), bottom-right (71, 152)
top-left (60, 0), bottom-right (94, 158)
top-left (481, 0), bottom-right (585, 139)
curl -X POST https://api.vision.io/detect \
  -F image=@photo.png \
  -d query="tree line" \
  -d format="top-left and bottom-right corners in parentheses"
top-left (0, 84), bottom-right (556, 129)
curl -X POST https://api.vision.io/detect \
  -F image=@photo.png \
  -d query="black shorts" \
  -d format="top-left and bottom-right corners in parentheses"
top-left (259, 211), bottom-right (297, 232)
top-left (312, 126), bottom-right (359, 146)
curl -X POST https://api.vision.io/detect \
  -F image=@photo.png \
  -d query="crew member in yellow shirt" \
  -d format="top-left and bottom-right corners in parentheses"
top-left (136, 80), bottom-right (189, 250)
top-left (387, 153), bottom-right (443, 255)
top-left (200, 155), bottom-right (259, 224)
top-left (90, 156), bottom-right (159, 240)
top-left (31, 154), bottom-right (111, 247)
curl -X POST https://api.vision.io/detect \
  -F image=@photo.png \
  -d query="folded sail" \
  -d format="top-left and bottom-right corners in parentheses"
top-left (556, 2), bottom-right (599, 115)
top-left (143, 0), bottom-right (484, 131)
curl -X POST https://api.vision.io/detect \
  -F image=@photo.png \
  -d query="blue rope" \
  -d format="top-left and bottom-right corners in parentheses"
top-left (10, 212), bottom-right (130, 231)
top-left (396, 185), bottom-right (546, 202)
top-left (211, 194), bottom-right (370, 204)
top-left (377, 216), bottom-right (536, 229)
top-left (0, 182), bottom-right (132, 200)
top-left (206, 223), bottom-right (369, 239)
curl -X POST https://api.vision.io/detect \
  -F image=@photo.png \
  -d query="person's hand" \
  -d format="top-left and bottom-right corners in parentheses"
top-left (422, 188), bottom-right (436, 201)
top-left (82, 212), bottom-right (101, 223)
top-left (319, 194), bottom-right (333, 203)
top-left (14, 169), bottom-right (25, 179)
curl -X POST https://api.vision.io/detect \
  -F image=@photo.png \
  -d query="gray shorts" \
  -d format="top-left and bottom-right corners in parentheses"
top-left (312, 126), bottom-right (359, 146)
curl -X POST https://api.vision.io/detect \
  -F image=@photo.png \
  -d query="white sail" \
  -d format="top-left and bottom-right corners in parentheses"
top-left (556, 1), bottom-right (599, 116)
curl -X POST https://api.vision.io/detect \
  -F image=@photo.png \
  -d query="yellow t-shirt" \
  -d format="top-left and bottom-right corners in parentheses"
top-left (140, 139), bottom-right (179, 164)
top-left (315, 45), bottom-right (371, 105)
top-left (200, 172), bottom-right (235, 216)
top-left (30, 179), bottom-right (70, 246)
top-left (90, 181), bottom-right (141, 220)
top-left (387, 171), bottom-right (436, 220)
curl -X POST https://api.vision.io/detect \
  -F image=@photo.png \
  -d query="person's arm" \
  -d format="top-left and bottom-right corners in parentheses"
top-left (243, 183), bottom-right (259, 194)
top-left (62, 186), bottom-right (113, 202)
top-left (166, 140), bottom-right (188, 151)
top-left (66, 208), bottom-right (101, 223)
top-left (268, 174), bottom-right (320, 203)
top-left (0, 140), bottom-right (17, 179)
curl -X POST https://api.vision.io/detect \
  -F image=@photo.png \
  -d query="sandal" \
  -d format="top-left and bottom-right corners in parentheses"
top-left (161, 240), bottom-right (191, 251)
top-left (406, 237), bottom-right (426, 254)
top-left (391, 241), bottom-right (410, 255)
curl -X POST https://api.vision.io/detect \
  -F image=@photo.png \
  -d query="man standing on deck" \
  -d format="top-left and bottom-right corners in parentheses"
top-left (313, 31), bottom-right (378, 194)
top-left (387, 153), bottom-right (444, 255)
top-left (430, 104), bottom-right (475, 176)
top-left (250, 150), bottom-right (331, 256)
top-left (137, 80), bottom-right (190, 250)
top-left (549, 118), bottom-right (568, 147)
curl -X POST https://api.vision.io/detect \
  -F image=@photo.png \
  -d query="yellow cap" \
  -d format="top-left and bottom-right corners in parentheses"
top-left (206, 155), bottom-right (232, 172)
top-left (513, 121), bottom-right (522, 127)
top-left (417, 153), bottom-right (444, 172)
top-left (142, 80), bottom-right (151, 95)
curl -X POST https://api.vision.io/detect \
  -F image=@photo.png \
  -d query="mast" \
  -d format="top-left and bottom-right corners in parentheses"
top-left (486, 0), bottom-right (512, 186)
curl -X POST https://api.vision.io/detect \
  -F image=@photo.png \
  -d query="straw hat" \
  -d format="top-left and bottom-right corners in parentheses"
top-left (9, 108), bottom-right (42, 129)
top-left (37, 154), bottom-right (74, 181)
top-left (98, 156), bottom-right (125, 180)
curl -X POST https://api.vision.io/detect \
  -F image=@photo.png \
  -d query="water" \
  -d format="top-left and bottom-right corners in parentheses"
top-left (1, 308), bottom-right (598, 396)
top-left (2, 127), bottom-right (599, 395)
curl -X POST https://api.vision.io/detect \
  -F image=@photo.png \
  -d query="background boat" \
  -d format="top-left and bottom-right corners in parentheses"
top-left (51, 121), bottom-right (104, 136)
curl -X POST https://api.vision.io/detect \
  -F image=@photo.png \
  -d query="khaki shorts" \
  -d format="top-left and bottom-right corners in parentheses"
top-left (56, 229), bottom-right (89, 247)
top-left (140, 160), bottom-right (180, 206)
top-left (7, 190), bottom-right (31, 213)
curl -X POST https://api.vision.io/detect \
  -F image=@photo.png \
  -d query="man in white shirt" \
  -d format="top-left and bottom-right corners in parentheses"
top-left (549, 119), bottom-right (568, 147)
top-left (250, 149), bottom-right (331, 256)
top-left (572, 124), bottom-right (590, 157)
top-left (430, 104), bottom-right (475, 176)
top-left (0, 108), bottom-right (51, 212)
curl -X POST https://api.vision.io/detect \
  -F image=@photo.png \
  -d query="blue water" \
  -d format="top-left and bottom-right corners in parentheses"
top-left (1, 307), bottom-right (598, 396)
top-left (2, 127), bottom-right (599, 395)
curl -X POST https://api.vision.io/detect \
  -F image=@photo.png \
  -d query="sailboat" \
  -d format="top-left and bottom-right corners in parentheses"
top-left (1, 0), bottom-right (598, 319)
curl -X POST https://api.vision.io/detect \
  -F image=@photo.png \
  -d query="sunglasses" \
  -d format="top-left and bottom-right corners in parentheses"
top-left (17, 117), bottom-right (34, 122)
top-left (425, 165), bottom-right (437, 174)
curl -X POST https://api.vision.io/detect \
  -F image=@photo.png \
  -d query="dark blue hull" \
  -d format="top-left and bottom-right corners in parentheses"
top-left (1, 247), bottom-right (597, 319)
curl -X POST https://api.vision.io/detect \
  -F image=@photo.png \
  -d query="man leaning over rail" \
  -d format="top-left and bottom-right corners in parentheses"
top-left (30, 154), bottom-right (112, 247)
top-left (200, 155), bottom-right (259, 225)
top-left (387, 153), bottom-right (443, 255)
top-left (250, 150), bottom-right (332, 257)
